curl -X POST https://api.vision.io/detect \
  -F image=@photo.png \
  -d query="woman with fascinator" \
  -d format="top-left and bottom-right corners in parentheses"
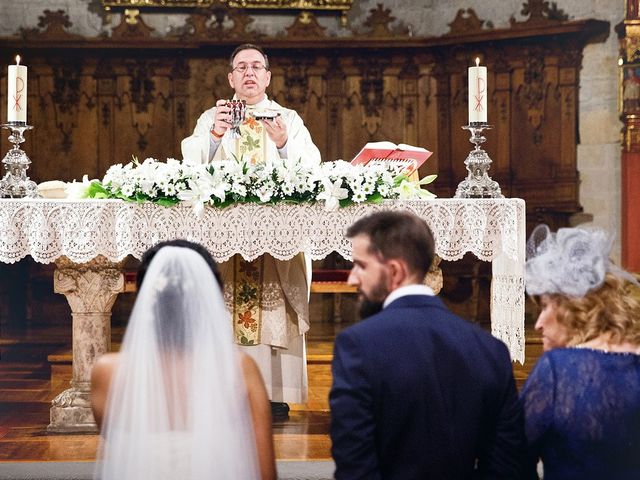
top-left (520, 225), bottom-right (640, 479)
top-left (90, 240), bottom-right (276, 480)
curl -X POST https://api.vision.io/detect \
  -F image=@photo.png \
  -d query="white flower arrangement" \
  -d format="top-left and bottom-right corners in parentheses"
top-left (84, 156), bottom-right (436, 214)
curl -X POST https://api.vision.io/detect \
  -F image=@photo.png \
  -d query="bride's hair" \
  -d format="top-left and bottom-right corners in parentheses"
top-left (136, 239), bottom-right (223, 289)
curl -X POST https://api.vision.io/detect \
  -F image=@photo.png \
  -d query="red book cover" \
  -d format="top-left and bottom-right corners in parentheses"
top-left (351, 141), bottom-right (433, 174)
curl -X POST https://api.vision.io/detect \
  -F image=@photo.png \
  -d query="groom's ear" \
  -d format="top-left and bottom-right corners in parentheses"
top-left (386, 258), bottom-right (410, 290)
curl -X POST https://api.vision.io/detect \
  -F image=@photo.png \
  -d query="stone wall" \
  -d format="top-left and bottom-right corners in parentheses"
top-left (0, 0), bottom-right (623, 256)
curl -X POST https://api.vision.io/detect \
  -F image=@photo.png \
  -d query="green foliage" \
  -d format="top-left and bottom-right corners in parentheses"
top-left (86, 181), bottom-right (111, 199)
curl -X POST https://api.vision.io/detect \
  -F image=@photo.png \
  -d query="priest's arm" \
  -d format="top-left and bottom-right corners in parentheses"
top-left (181, 103), bottom-right (321, 165)
top-left (181, 106), bottom-right (220, 164)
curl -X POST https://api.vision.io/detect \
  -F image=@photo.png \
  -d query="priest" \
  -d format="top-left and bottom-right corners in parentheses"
top-left (182, 44), bottom-right (320, 165)
top-left (181, 44), bottom-right (321, 417)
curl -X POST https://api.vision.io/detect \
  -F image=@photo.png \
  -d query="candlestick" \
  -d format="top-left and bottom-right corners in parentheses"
top-left (7, 55), bottom-right (27, 124)
top-left (0, 123), bottom-right (39, 198)
top-left (454, 124), bottom-right (503, 199)
top-left (468, 57), bottom-right (487, 124)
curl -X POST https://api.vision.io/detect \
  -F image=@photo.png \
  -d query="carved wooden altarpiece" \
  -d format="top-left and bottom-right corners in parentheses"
top-left (0, 2), bottom-right (608, 233)
top-left (0, 1), bottom-right (610, 336)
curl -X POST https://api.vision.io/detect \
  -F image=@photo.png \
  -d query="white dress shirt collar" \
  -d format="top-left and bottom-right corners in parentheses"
top-left (383, 284), bottom-right (435, 309)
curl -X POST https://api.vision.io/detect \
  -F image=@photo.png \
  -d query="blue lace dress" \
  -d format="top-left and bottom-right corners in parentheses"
top-left (520, 348), bottom-right (640, 480)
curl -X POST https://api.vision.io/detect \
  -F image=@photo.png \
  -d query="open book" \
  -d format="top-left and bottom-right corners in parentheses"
top-left (351, 141), bottom-right (433, 176)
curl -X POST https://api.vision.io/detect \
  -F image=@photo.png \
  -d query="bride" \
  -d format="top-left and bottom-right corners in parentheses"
top-left (91, 242), bottom-right (276, 479)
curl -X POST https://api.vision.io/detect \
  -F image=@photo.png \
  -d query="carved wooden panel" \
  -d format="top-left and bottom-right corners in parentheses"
top-left (0, 1), bottom-right (611, 329)
top-left (0, 4), bottom-right (608, 235)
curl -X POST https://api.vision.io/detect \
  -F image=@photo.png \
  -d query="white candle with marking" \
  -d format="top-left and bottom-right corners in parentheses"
top-left (7, 55), bottom-right (27, 124)
top-left (468, 57), bottom-right (487, 124)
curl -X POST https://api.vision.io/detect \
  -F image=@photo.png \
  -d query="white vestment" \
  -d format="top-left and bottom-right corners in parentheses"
top-left (181, 96), bottom-right (321, 166)
top-left (181, 96), bottom-right (321, 403)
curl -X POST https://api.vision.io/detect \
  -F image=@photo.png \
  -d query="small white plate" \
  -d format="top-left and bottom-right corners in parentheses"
top-left (251, 110), bottom-right (280, 120)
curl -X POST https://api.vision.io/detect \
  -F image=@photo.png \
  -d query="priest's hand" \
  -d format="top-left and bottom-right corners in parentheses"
top-left (211, 99), bottom-right (232, 140)
top-left (262, 116), bottom-right (288, 149)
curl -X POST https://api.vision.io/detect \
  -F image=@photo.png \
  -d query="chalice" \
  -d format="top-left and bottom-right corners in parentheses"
top-left (227, 99), bottom-right (246, 138)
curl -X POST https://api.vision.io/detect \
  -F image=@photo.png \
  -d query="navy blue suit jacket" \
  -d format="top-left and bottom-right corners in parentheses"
top-left (330, 295), bottom-right (526, 479)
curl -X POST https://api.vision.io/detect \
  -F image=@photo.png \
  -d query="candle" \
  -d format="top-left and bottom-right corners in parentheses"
top-left (468, 57), bottom-right (487, 124)
top-left (7, 55), bottom-right (27, 124)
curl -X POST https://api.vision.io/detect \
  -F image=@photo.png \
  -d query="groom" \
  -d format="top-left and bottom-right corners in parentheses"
top-left (329, 211), bottom-right (526, 479)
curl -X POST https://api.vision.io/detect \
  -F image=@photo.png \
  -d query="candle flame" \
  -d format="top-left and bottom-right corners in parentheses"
top-left (475, 57), bottom-right (480, 67)
top-left (15, 55), bottom-right (21, 65)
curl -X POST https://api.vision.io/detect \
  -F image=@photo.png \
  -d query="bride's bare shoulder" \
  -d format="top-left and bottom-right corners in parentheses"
top-left (239, 352), bottom-right (262, 381)
top-left (92, 353), bottom-right (120, 381)
top-left (91, 353), bottom-right (121, 428)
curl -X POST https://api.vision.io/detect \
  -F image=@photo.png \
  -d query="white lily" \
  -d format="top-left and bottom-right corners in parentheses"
top-left (393, 174), bottom-right (438, 200)
top-left (256, 184), bottom-right (274, 202)
top-left (177, 178), bottom-right (217, 217)
top-left (202, 170), bottom-right (229, 202)
top-left (318, 178), bottom-right (349, 212)
top-left (65, 175), bottom-right (95, 199)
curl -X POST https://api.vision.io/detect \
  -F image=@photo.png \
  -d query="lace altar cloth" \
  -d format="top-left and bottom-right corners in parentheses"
top-left (0, 198), bottom-right (526, 361)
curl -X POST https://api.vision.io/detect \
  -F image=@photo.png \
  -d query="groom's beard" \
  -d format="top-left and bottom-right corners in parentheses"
top-left (358, 297), bottom-right (384, 319)
top-left (357, 276), bottom-right (389, 320)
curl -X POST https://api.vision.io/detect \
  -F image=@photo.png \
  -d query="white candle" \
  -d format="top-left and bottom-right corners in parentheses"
top-left (7, 55), bottom-right (27, 124)
top-left (468, 57), bottom-right (487, 124)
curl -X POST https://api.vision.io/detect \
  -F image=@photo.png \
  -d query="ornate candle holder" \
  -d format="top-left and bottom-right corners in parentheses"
top-left (454, 123), bottom-right (503, 199)
top-left (0, 123), bottom-right (40, 198)
top-left (227, 99), bottom-right (247, 138)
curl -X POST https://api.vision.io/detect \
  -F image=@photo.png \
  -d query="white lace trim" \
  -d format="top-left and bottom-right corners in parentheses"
top-left (0, 197), bottom-right (526, 361)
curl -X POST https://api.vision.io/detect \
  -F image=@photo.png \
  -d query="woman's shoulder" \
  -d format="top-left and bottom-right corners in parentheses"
top-left (526, 348), bottom-right (576, 382)
top-left (533, 347), bottom-right (640, 384)
top-left (544, 346), bottom-right (640, 362)
top-left (239, 352), bottom-right (264, 385)
top-left (534, 348), bottom-right (597, 372)
top-left (92, 353), bottom-right (120, 381)
top-left (94, 352), bottom-right (120, 368)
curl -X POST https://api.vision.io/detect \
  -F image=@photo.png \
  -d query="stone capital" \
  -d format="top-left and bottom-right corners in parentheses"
top-left (54, 255), bottom-right (125, 313)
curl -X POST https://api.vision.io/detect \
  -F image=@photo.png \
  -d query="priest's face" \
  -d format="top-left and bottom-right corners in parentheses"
top-left (228, 48), bottom-right (271, 105)
top-left (348, 234), bottom-right (391, 318)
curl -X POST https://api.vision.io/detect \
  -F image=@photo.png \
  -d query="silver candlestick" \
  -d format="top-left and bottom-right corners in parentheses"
top-left (454, 123), bottom-right (503, 199)
top-left (0, 123), bottom-right (39, 198)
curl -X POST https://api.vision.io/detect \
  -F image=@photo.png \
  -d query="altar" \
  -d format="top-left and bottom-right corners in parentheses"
top-left (0, 197), bottom-right (525, 432)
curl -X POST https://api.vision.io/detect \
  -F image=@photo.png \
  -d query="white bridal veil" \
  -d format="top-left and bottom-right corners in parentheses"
top-left (95, 246), bottom-right (260, 479)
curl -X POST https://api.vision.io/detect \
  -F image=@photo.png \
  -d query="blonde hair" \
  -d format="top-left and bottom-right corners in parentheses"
top-left (549, 273), bottom-right (640, 346)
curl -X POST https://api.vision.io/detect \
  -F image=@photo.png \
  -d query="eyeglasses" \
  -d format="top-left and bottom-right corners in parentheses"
top-left (232, 62), bottom-right (267, 74)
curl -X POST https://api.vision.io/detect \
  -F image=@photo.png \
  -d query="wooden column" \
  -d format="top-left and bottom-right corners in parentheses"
top-left (492, 57), bottom-right (512, 194)
top-left (324, 58), bottom-right (346, 162)
top-left (622, 120), bottom-right (640, 271)
top-left (95, 59), bottom-right (117, 177)
top-left (618, 2), bottom-right (640, 271)
top-left (399, 58), bottom-right (420, 147)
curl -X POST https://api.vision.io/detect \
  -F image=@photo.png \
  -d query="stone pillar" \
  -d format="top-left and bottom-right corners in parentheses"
top-left (47, 256), bottom-right (124, 433)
